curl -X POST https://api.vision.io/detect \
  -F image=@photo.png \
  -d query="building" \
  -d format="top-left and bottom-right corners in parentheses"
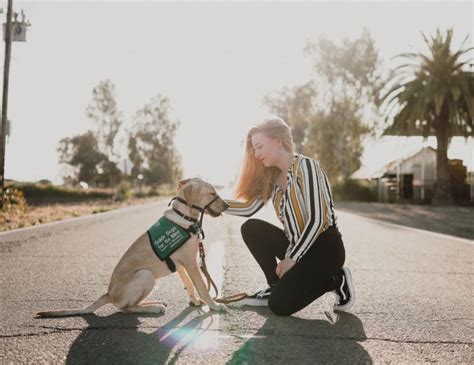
top-left (352, 147), bottom-right (472, 204)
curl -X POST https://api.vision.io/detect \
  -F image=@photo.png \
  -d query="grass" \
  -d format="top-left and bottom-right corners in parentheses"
top-left (1, 181), bottom-right (176, 232)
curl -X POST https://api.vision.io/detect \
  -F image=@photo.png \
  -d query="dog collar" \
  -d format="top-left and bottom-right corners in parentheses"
top-left (168, 194), bottom-right (220, 240)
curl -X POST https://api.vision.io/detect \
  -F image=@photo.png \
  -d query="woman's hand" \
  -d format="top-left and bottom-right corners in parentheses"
top-left (276, 257), bottom-right (296, 278)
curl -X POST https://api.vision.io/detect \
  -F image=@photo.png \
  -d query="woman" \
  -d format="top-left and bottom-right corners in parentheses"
top-left (223, 117), bottom-right (355, 316)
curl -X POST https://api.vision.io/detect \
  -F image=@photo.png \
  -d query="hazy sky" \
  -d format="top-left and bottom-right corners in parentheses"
top-left (3, 0), bottom-right (473, 186)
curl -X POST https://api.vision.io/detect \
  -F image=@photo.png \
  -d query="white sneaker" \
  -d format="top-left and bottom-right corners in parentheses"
top-left (332, 267), bottom-right (355, 312)
top-left (239, 286), bottom-right (273, 306)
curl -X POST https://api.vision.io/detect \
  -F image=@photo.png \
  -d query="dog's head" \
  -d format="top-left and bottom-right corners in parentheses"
top-left (177, 177), bottom-right (229, 217)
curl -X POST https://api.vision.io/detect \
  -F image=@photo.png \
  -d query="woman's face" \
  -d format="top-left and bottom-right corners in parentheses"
top-left (251, 132), bottom-right (281, 167)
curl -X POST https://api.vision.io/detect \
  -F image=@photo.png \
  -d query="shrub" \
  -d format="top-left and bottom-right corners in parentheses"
top-left (332, 178), bottom-right (377, 202)
top-left (2, 187), bottom-right (28, 211)
top-left (12, 183), bottom-right (113, 205)
top-left (114, 181), bottom-right (133, 201)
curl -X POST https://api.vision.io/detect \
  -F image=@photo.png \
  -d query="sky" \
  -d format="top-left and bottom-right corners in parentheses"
top-left (3, 0), bottom-right (473, 187)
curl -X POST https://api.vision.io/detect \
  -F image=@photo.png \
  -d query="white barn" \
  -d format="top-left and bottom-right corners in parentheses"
top-left (352, 147), bottom-right (471, 203)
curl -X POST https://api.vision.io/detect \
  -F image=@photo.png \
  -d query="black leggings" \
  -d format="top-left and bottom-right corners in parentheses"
top-left (241, 218), bottom-right (346, 316)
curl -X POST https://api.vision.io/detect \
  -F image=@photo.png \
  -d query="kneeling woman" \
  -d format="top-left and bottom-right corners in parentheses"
top-left (223, 117), bottom-right (355, 316)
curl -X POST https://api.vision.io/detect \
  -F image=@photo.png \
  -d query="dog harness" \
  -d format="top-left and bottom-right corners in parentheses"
top-left (147, 217), bottom-right (201, 272)
top-left (147, 194), bottom-right (220, 272)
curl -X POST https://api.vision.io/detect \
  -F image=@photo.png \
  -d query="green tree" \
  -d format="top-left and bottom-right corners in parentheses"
top-left (265, 29), bottom-right (383, 182)
top-left (58, 80), bottom-right (124, 187)
top-left (381, 29), bottom-right (473, 205)
top-left (86, 80), bottom-right (124, 162)
top-left (58, 131), bottom-right (122, 187)
top-left (128, 95), bottom-right (182, 186)
top-left (305, 98), bottom-right (370, 181)
top-left (264, 81), bottom-right (317, 153)
top-left (304, 28), bottom-right (383, 111)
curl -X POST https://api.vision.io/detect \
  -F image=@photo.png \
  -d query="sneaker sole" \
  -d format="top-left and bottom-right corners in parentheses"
top-left (239, 298), bottom-right (269, 306)
top-left (334, 267), bottom-right (355, 312)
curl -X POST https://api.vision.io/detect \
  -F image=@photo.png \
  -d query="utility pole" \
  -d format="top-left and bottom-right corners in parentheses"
top-left (0, 0), bottom-right (13, 209)
top-left (470, 63), bottom-right (473, 203)
top-left (0, 2), bottom-right (30, 209)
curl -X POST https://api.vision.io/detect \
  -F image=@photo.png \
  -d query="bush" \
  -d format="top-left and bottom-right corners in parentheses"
top-left (2, 187), bottom-right (28, 211)
top-left (133, 185), bottom-right (162, 198)
top-left (332, 178), bottom-right (377, 202)
top-left (147, 187), bottom-right (161, 197)
top-left (12, 183), bottom-right (113, 205)
top-left (114, 181), bottom-right (133, 201)
top-left (134, 190), bottom-right (146, 198)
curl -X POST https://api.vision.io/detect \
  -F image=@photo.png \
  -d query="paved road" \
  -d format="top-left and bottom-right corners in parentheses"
top-left (1, 198), bottom-right (472, 363)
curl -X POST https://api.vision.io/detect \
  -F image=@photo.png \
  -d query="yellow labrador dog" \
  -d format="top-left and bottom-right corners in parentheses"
top-left (36, 177), bottom-right (229, 317)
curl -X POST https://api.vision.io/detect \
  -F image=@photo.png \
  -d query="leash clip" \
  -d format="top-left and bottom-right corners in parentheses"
top-left (197, 228), bottom-right (205, 241)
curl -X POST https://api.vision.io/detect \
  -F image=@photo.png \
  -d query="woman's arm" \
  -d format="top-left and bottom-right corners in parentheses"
top-left (285, 157), bottom-right (331, 263)
top-left (223, 196), bottom-right (265, 217)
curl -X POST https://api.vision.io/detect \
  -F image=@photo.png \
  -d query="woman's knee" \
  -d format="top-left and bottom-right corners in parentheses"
top-left (268, 292), bottom-right (294, 316)
top-left (240, 218), bottom-right (262, 238)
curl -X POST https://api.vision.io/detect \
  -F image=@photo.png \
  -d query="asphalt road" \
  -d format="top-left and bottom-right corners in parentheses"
top-left (1, 197), bottom-right (472, 364)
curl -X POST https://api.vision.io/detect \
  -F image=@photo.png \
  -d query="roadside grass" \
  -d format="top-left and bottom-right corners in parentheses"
top-left (1, 181), bottom-right (175, 232)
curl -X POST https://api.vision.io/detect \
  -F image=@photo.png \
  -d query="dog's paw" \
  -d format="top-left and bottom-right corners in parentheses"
top-left (210, 303), bottom-right (228, 312)
top-left (189, 298), bottom-right (204, 307)
top-left (157, 304), bottom-right (167, 313)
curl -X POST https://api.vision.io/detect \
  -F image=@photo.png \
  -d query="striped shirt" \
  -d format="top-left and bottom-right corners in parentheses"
top-left (224, 153), bottom-right (338, 263)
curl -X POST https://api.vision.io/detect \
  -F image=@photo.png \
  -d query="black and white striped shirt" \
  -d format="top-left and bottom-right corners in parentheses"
top-left (224, 153), bottom-right (338, 263)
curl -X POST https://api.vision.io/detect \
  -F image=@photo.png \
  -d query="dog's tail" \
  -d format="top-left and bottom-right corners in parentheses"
top-left (35, 293), bottom-right (110, 318)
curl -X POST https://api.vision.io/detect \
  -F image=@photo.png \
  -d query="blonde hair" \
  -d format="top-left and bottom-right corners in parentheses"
top-left (232, 117), bottom-right (295, 202)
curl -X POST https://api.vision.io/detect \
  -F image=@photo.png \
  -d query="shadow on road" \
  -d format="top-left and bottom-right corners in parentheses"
top-left (227, 307), bottom-right (371, 364)
top-left (61, 304), bottom-right (370, 363)
top-left (64, 306), bottom-right (219, 364)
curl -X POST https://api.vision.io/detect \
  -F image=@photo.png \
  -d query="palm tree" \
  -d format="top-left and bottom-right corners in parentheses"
top-left (381, 29), bottom-right (473, 205)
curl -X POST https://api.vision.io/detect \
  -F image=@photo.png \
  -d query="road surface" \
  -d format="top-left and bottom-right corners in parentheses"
top-left (1, 198), bottom-right (472, 363)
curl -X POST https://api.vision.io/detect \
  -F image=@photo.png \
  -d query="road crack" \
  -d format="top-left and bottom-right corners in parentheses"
top-left (1, 326), bottom-right (471, 346)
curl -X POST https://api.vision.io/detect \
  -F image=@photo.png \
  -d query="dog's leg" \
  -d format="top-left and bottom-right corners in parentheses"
top-left (114, 269), bottom-right (165, 314)
top-left (139, 300), bottom-right (168, 307)
top-left (121, 304), bottom-right (166, 314)
top-left (35, 293), bottom-right (110, 317)
top-left (177, 265), bottom-right (204, 306)
top-left (185, 262), bottom-right (227, 312)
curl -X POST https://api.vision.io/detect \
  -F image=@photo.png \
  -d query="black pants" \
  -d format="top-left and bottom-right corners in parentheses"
top-left (241, 218), bottom-right (346, 316)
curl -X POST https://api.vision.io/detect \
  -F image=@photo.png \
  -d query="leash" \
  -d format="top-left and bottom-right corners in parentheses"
top-left (198, 240), bottom-right (250, 304)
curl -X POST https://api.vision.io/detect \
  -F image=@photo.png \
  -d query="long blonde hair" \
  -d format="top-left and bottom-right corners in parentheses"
top-left (232, 117), bottom-right (295, 202)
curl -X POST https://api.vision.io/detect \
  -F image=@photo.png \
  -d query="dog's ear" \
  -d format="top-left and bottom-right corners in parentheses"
top-left (182, 182), bottom-right (196, 204)
top-left (177, 178), bottom-right (191, 192)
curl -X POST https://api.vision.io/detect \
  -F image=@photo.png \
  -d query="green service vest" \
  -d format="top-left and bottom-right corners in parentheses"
top-left (147, 216), bottom-right (200, 264)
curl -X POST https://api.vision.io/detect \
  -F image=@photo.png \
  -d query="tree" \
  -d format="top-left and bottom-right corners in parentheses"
top-left (58, 80), bottom-right (124, 187)
top-left (380, 29), bottom-right (473, 205)
top-left (128, 95), bottom-right (182, 186)
top-left (305, 98), bottom-right (370, 181)
top-left (265, 29), bottom-right (383, 182)
top-left (264, 81), bottom-right (317, 153)
top-left (86, 80), bottom-right (124, 162)
top-left (58, 131), bottom-right (122, 187)
top-left (304, 28), bottom-right (384, 113)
